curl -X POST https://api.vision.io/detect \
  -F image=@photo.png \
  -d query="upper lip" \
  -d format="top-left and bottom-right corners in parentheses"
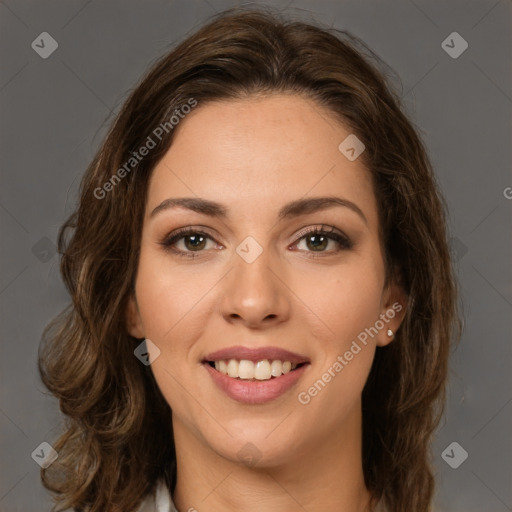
top-left (203, 345), bottom-right (310, 364)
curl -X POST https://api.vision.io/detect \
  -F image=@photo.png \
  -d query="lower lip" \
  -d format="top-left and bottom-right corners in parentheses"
top-left (203, 362), bottom-right (309, 405)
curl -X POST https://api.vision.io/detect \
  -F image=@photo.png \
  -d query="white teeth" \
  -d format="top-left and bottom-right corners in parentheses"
top-left (254, 360), bottom-right (271, 380)
top-left (270, 360), bottom-right (283, 377)
top-left (212, 359), bottom-right (300, 380)
top-left (227, 359), bottom-right (239, 378)
top-left (238, 360), bottom-right (254, 379)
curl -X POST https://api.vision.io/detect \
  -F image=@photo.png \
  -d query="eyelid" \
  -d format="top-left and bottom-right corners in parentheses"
top-left (160, 226), bottom-right (221, 256)
top-left (160, 224), bottom-right (353, 257)
top-left (293, 225), bottom-right (349, 244)
top-left (162, 225), bottom-right (217, 241)
top-left (291, 225), bottom-right (353, 253)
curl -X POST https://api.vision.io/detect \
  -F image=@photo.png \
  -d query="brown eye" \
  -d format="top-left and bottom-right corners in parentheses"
top-left (161, 229), bottom-right (217, 258)
top-left (181, 233), bottom-right (208, 251)
top-left (294, 226), bottom-right (353, 255)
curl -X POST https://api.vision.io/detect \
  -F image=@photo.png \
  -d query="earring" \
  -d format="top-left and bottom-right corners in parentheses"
top-left (387, 329), bottom-right (394, 337)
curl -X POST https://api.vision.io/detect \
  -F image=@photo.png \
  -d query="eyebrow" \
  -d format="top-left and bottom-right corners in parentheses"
top-left (150, 196), bottom-right (367, 225)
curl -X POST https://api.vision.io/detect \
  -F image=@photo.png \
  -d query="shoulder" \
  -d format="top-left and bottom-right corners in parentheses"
top-left (137, 478), bottom-right (178, 512)
top-left (59, 479), bottom-right (176, 512)
top-left (374, 501), bottom-right (386, 512)
top-left (372, 500), bottom-right (438, 511)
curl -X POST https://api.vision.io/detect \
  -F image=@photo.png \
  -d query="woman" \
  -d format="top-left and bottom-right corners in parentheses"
top-left (38, 6), bottom-right (461, 512)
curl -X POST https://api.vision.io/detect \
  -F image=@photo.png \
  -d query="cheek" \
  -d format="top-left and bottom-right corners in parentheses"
top-left (133, 250), bottom-right (216, 357)
top-left (133, 251), bottom-right (215, 412)
top-left (292, 258), bottom-right (384, 350)
top-left (294, 267), bottom-right (383, 416)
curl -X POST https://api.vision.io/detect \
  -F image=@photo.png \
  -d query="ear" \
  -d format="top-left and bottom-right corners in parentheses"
top-left (126, 293), bottom-right (145, 339)
top-left (376, 279), bottom-right (408, 348)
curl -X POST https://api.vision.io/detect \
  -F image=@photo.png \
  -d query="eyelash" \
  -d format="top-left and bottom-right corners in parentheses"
top-left (160, 225), bottom-right (353, 260)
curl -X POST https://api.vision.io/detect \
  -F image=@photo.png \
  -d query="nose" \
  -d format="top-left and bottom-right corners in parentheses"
top-left (219, 247), bottom-right (291, 329)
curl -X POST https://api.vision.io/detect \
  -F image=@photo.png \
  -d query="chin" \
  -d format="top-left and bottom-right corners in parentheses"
top-left (206, 428), bottom-right (301, 469)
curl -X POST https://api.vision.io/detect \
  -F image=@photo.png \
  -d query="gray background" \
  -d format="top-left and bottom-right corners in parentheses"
top-left (0, 0), bottom-right (511, 511)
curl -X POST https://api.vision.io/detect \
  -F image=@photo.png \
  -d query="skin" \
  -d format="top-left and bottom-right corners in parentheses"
top-left (127, 93), bottom-right (407, 512)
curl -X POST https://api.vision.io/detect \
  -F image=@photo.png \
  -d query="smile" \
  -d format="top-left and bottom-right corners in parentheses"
top-left (202, 346), bottom-right (310, 404)
top-left (208, 359), bottom-right (303, 380)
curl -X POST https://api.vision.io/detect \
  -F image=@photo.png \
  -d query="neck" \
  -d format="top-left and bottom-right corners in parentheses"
top-left (171, 402), bottom-right (374, 512)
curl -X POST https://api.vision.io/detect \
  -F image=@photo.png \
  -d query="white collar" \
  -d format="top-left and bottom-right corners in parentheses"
top-left (137, 479), bottom-right (178, 512)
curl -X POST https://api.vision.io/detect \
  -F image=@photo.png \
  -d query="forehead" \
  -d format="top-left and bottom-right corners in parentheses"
top-left (146, 94), bottom-right (377, 226)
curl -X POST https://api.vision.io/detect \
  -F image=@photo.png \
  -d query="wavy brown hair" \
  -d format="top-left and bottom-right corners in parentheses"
top-left (38, 6), bottom-right (462, 512)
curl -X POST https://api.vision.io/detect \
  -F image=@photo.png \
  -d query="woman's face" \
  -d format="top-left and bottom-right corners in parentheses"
top-left (127, 93), bottom-right (405, 467)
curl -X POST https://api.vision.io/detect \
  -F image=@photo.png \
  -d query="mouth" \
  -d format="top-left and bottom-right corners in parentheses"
top-left (205, 359), bottom-right (307, 380)
top-left (202, 346), bottom-right (310, 404)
